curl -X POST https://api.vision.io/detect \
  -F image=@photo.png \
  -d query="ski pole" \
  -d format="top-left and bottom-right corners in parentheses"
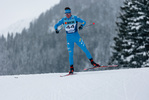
top-left (79, 23), bottom-right (95, 30)
top-left (58, 26), bottom-right (64, 32)
top-left (84, 22), bottom-right (95, 28)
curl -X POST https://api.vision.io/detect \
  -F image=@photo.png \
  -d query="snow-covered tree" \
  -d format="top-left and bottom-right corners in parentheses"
top-left (110, 0), bottom-right (149, 68)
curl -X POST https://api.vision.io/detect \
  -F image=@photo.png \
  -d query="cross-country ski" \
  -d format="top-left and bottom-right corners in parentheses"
top-left (60, 73), bottom-right (77, 77)
top-left (84, 65), bottom-right (118, 71)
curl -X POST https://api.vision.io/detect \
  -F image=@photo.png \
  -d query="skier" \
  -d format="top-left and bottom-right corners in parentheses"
top-left (54, 7), bottom-right (100, 74)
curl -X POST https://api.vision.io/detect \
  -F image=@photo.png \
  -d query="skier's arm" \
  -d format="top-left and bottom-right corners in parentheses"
top-left (54, 18), bottom-right (64, 30)
top-left (74, 16), bottom-right (86, 26)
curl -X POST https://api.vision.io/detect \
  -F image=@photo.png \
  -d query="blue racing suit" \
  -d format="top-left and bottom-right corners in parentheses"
top-left (54, 15), bottom-right (92, 66)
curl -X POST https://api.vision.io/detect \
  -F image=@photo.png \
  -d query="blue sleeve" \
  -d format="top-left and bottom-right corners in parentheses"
top-left (74, 16), bottom-right (86, 26)
top-left (54, 18), bottom-right (64, 30)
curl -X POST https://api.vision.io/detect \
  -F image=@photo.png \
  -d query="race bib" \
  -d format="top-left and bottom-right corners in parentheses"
top-left (65, 24), bottom-right (76, 33)
top-left (64, 15), bottom-right (77, 33)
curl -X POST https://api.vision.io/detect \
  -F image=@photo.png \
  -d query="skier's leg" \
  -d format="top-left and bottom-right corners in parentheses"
top-left (75, 33), bottom-right (100, 67)
top-left (67, 40), bottom-right (74, 66)
top-left (75, 35), bottom-right (92, 59)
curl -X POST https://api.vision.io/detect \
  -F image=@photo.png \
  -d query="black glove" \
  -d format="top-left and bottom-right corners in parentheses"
top-left (55, 29), bottom-right (59, 34)
top-left (79, 25), bottom-right (83, 30)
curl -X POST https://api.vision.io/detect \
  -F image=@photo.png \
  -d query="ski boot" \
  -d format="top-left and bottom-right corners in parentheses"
top-left (69, 65), bottom-right (74, 74)
top-left (89, 58), bottom-right (100, 67)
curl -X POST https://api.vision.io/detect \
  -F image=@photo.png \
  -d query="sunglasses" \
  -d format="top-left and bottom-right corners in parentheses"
top-left (65, 13), bottom-right (71, 15)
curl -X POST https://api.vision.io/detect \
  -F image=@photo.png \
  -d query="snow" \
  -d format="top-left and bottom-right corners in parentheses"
top-left (131, 5), bottom-right (138, 10)
top-left (134, 16), bottom-right (145, 22)
top-left (131, 25), bottom-right (141, 30)
top-left (126, 55), bottom-right (134, 62)
top-left (132, 61), bottom-right (137, 65)
top-left (142, 59), bottom-right (149, 67)
top-left (138, 12), bottom-right (144, 15)
top-left (0, 68), bottom-right (149, 100)
top-left (128, 2), bottom-right (132, 6)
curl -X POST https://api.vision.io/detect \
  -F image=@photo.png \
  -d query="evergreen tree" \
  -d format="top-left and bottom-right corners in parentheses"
top-left (110, 0), bottom-right (149, 68)
top-left (0, 35), bottom-right (7, 75)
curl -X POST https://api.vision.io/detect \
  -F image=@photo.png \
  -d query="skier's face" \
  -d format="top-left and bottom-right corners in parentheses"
top-left (65, 13), bottom-right (71, 18)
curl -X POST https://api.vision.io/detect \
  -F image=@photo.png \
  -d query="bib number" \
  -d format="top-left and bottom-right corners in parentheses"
top-left (65, 24), bottom-right (76, 33)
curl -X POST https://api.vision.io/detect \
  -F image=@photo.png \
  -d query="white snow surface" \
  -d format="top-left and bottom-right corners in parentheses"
top-left (0, 68), bottom-right (149, 100)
